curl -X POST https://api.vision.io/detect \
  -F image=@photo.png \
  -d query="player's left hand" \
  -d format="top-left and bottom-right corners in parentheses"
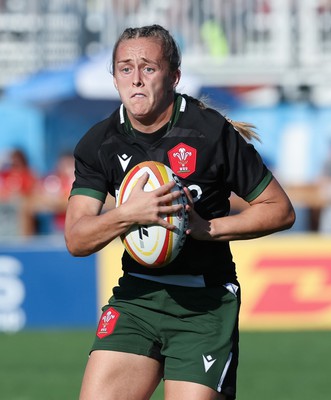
top-left (183, 187), bottom-right (212, 240)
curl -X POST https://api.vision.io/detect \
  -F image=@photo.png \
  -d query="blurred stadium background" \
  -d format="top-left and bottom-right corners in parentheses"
top-left (0, 1), bottom-right (331, 399)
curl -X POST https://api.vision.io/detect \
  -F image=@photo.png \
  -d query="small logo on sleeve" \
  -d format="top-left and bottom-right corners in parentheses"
top-left (96, 307), bottom-right (120, 339)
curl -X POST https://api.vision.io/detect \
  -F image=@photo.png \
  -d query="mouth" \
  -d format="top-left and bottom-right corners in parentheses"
top-left (131, 93), bottom-right (146, 98)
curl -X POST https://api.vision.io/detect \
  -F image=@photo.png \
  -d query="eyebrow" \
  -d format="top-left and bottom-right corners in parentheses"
top-left (117, 57), bottom-right (160, 67)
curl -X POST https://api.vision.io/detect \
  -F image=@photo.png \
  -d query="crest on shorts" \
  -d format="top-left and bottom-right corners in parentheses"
top-left (96, 307), bottom-right (120, 339)
top-left (168, 143), bottom-right (197, 179)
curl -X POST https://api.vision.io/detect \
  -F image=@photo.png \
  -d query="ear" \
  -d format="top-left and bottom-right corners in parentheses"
top-left (172, 69), bottom-right (181, 89)
top-left (113, 76), bottom-right (118, 91)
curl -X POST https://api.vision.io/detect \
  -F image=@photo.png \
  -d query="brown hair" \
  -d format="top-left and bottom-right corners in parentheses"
top-left (111, 24), bottom-right (181, 75)
top-left (225, 118), bottom-right (260, 142)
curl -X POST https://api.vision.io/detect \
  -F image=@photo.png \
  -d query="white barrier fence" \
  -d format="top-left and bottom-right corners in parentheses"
top-left (94, 0), bottom-right (331, 86)
top-left (1, 0), bottom-right (331, 87)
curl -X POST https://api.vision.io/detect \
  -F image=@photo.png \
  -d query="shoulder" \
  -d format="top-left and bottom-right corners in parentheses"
top-left (78, 110), bottom-right (119, 147)
top-left (181, 94), bottom-right (227, 131)
top-left (74, 108), bottom-right (120, 159)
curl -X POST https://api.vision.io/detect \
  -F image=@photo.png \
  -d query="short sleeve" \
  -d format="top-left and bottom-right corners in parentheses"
top-left (70, 127), bottom-right (109, 203)
top-left (223, 122), bottom-right (272, 201)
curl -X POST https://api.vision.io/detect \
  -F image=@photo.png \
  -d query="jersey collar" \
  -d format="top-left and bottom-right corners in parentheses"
top-left (119, 94), bottom-right (186, 137)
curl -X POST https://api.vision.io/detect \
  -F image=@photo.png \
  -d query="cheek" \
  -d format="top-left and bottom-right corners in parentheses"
top-left (113, 72), bottom-right (131, 88)
top-left (114, 79), bottom-right (132, 98)
top-left (152, 77), bottom-right (173, 95)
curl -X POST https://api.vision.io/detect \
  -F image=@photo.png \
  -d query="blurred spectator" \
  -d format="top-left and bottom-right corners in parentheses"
top-left (317, 0), bottom-right (331, 13)
top-left (0, 148), bottom-right (38, 235)
top-left (0, 149), bottom-right (37, 200)
top-left (23, 152), bottom-right (115, 235)
top-left (28, 152), bottom-right (75, 234)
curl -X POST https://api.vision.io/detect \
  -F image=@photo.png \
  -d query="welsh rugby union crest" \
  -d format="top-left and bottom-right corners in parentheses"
top-left (168, 143), bottom-right (197, 178)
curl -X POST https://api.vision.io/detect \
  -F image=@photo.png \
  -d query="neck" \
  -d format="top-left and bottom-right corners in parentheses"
top-left (128, 94), bottom-right (176, 134)
top-left (121, 94), bottom-right (183, 136)
top-left (129, 110), bottom-right (173, 134)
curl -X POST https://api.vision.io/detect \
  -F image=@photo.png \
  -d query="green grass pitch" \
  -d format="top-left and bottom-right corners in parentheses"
top-left (0, 330), bottom-right (329, 399)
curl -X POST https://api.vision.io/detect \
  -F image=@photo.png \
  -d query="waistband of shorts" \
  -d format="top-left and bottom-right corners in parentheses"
top-left (128, 272), bottom-right (206, 287)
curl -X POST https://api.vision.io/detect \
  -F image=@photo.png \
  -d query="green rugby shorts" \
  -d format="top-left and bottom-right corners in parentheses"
top-left (91, 274), bottom-right (240, 398)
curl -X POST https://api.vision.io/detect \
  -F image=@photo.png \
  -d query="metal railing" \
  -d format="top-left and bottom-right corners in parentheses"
top-left (1, 0), bottom-right (331, 87)
top-left (92, 0), bottom-right (331, 86)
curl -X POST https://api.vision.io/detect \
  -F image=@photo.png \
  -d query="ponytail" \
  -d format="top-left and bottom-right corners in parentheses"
top-left (225, 117), bottom-right (261, 142)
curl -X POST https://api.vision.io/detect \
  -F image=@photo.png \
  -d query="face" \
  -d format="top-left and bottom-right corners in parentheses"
top-left (113, 37), bottom-right (180, 129)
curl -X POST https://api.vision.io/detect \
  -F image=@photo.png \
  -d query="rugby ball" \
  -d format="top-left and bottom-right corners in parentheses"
top-left (116, 161), bottom-right (188, 268)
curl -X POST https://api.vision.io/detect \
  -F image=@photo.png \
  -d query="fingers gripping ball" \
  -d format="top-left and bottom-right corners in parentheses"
top-left (116, 161), bottom-right (188, 267)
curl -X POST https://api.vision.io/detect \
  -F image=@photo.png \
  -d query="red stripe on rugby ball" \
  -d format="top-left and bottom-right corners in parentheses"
top-left (122, 226), bottom-right (173, 267)
top-left (121, 235), bottom-right (149, 266)
top-left (117, 161), bottom-right (186, 268)
top-left (153, 227), bottom-right (172, 266)
top-left (117, 164), bottom-right (141, 206)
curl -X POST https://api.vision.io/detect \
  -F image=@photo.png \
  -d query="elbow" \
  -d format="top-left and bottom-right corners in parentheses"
top-left (65, 242), bottom-right (81, 257)
top-left (66, 246), bottom-right (82, 258)
top-left (289, 208), bottom-right (296, 228)
top-left (281, 205), bottom-right (296, 231)
top-left (65, 235), bottom-right (90, 257)
top-left (65, 231), bottom-right (103, 257)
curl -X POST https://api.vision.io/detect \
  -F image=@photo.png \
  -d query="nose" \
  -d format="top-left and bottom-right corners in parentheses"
top-left (132, 69), bottom-right (143, 87)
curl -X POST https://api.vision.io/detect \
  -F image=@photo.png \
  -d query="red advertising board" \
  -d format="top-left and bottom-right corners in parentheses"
top-left (232, 235), bottom-right (331, 330)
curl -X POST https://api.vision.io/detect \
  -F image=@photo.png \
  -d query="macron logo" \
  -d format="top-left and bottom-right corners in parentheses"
top-left (202, 354), bottom-right (216, 372)
top-left (118, 154), bottom-right (132, 172)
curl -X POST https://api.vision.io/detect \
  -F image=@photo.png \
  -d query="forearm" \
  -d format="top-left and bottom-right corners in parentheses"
top-left (65, 207), bottom-right (131, 257)
top-left (185, 178), bottom-right (296, 242)
top-left (209, 201), bottom-right (295, 241)
top-left (65, 179), bottom-right (184, 257)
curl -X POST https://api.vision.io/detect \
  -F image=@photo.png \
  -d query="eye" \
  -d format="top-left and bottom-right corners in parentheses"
top-left (121, 67), bottom-right (131, 74)
top-left (144, 66), bottom-right (155, 74)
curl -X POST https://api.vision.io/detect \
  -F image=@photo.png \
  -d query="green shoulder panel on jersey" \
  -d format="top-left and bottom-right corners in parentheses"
top-left (70, 188), bottom-right (107, 203)
top-left (244, 171), bottom-right (273, 202)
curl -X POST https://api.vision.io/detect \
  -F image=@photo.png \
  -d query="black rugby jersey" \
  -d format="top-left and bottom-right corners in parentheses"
top-left (71, 94), bottom-right (272, 286)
